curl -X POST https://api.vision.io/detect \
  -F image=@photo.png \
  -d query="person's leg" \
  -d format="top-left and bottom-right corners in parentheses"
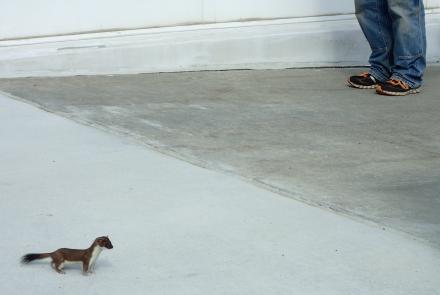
top-left (354, 0), bottom-right (394, 83)
top-left (387, 0), bottom-right (426, 88)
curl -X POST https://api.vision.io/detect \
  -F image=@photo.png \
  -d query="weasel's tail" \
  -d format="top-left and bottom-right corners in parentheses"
top-left (21, 253), bottom-right (51, 264)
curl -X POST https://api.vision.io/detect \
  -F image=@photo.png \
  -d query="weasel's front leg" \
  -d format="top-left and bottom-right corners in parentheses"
top-left (82, 261), bottom-right (90, 276)
top-left (89, 261), bottom-right (97, 273)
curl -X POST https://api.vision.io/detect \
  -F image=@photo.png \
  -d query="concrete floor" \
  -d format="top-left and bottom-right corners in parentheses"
top-left (2, 92), bottom-right (440, 295)
top-left (0, 67), bottom-right (439, 247)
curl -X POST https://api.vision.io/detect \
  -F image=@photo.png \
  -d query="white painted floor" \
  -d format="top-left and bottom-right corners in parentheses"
top-left (1, 92), bottom-right (439, 295)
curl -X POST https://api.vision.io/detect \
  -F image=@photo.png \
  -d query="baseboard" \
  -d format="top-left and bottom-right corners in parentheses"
top-left (0, 14), bottom-right (439, 78)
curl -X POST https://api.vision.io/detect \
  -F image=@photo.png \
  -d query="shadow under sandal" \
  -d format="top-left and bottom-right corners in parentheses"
top-left (376, 79), bottom-right (421, 96)
top-left (348, 72), bottom-right (378, 89)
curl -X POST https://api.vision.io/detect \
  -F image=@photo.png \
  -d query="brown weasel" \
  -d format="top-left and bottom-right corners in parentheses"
top-left (21, 236), bottom-right (113, 275)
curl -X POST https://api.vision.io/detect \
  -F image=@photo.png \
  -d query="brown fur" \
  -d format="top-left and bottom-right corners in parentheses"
top-left (21, 236), bottom-right (113, 274)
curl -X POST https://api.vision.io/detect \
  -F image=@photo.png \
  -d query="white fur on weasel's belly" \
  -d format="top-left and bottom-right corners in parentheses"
top-left (89, 246), bottom-right (103, 268)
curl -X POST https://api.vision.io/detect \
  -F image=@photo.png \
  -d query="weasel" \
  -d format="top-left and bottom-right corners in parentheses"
top-left (21, 236), bottom-right (113, 275)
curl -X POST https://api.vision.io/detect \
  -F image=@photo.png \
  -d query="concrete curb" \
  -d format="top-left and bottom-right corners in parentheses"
top-left (1, 13), bottom-right (439, 78)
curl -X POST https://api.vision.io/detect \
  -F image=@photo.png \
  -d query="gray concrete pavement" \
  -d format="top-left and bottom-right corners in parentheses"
top-left (2, 91), bottom-right (440, 295)
top-left (0, 67), bottom-right (439, 247)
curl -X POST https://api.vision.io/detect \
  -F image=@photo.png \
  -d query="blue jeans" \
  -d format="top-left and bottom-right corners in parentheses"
top-left (355, 0), bottom-right (426, 88)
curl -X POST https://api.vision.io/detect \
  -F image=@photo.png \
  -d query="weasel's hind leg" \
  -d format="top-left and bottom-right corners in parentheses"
top-left (52, 260), bottom-right (66, 274)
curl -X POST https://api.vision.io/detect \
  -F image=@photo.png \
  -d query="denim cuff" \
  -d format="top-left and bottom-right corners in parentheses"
top-left (368, 68), bottom-right (389, 83)
top-left (390, 73), bottom-right (420, 88)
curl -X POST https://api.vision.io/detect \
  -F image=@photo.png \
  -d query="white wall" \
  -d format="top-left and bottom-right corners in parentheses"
top-left (427, 0), bottom-right (440, 8)
top-left (0, 1), bottom-right (439, 77)
top-left (1, 0), bottom-right (439, 40)
top-left (1, 0), bottom-right (357, 40)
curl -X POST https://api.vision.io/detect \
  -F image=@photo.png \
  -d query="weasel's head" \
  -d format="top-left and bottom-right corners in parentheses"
top-left (95, 236), bottom-right (113, 249)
